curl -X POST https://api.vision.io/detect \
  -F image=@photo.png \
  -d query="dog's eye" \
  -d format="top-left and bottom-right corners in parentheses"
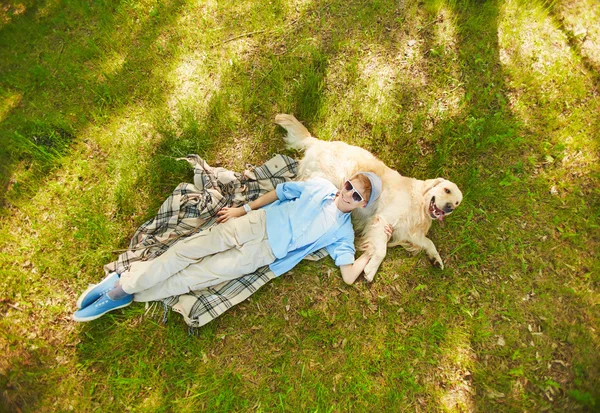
top-left (444, 188), bottom-right (451, 194)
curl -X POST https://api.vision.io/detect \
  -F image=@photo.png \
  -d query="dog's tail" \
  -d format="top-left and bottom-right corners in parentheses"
top-left (275, 114), bottom-right (318, 151)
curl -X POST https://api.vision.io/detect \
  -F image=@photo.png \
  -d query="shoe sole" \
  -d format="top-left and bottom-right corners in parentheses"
top-left (72, 301), bottom-right (132, 322)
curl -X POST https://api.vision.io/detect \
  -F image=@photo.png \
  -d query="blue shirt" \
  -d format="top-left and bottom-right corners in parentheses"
top-left (263, 178), bottom-right (356, 276)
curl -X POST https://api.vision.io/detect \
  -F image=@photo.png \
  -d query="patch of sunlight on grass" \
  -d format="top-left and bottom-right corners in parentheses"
top-left (497, 0), bottom-right (599, 184)
top-left (166, 51), bottom-right (222, 116)
top-left (0, 91), bottom-right (21, 123)
top-left (427, 327), bottom-right (476, 412)
top-left (554, 0), bottom-right (600, 69)
top-left (431, 5), bottom-right (458, 53)
top-left (357, 49), bottom-right (399, 121)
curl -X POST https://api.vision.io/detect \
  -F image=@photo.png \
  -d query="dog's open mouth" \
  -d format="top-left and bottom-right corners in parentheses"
top-left (429, 196), bottom-right (445, 221)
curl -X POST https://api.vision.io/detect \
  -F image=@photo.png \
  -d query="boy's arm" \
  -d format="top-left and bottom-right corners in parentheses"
top-left (216, 190), bottom-right (278, 223)
top-left (339, 223), bottom-right (394, 285)
top-left (340, 254), bottom-right (372, 285)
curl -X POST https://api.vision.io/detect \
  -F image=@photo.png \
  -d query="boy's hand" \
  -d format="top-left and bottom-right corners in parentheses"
top-left (216, 206), bottom-right (245, 223)
top-left (384, 223), bottom-right (393, 241)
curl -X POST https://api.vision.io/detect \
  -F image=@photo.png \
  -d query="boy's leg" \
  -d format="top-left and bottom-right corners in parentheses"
top-left (131, 237), bottom-right (276, 302)
top-left (119, 210), bottom-right (269, 296)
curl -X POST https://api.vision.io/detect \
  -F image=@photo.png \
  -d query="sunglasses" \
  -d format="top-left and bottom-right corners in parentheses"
top-left (344, 180), bottom-right (364, 203)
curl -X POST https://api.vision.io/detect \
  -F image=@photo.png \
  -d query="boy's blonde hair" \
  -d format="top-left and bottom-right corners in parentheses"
top-left (352, 174), bottom-right (372, 202)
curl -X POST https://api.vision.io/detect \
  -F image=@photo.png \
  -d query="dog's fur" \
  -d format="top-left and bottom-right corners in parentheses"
top-left (275, 114), bottom-right (463, 281)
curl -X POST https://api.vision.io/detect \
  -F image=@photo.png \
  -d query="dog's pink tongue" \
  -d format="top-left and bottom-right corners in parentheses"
top-left (438, 213), bottom-right (445, 222)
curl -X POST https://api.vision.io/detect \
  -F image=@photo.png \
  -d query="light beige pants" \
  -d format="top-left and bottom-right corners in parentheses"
top-left (119, 209), bottom-right (276, 302)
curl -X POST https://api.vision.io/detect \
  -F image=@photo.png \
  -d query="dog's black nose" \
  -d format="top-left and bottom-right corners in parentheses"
top-left (443, 203), bottom-right (454, 213)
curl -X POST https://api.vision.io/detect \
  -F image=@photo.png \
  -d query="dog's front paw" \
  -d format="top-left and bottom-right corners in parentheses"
top-left (363, 269), bottom-right (375, 282)
top-left (363, 260), bottom-right (379, 282)
top-left (429, 255), bottom-right (444, 270)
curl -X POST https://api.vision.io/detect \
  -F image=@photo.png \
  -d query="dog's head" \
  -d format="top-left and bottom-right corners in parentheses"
top-left (422, 178), bottom-right (463, 222)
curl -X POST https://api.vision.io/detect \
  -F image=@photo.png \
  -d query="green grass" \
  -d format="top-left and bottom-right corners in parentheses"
top-left (1, 0), bottom-right (599, 411)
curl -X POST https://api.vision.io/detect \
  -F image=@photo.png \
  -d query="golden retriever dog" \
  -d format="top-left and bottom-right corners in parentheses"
top-left (274, 114), bottom-right (463, 282)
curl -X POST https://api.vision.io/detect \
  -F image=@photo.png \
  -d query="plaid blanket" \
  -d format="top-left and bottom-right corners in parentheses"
top-left (104, 154), bottom-right (328, 328)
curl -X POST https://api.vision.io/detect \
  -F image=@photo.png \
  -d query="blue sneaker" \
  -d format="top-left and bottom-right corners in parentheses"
top-left (72, 292), bottom-right (133, 322)
top-left (76, 272), bottom-right (120, 309)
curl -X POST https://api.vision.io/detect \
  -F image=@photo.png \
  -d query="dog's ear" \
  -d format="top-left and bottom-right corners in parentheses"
top-left (422, 178), bottom-right (445, 196)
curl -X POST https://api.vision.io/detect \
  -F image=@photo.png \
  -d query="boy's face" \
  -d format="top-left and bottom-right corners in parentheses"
top-left (337, 177), bottom-right (368, 213)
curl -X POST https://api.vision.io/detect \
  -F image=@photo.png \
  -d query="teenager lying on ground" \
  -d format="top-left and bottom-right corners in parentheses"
top-left (73, 172), bottom-right (392, 322)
